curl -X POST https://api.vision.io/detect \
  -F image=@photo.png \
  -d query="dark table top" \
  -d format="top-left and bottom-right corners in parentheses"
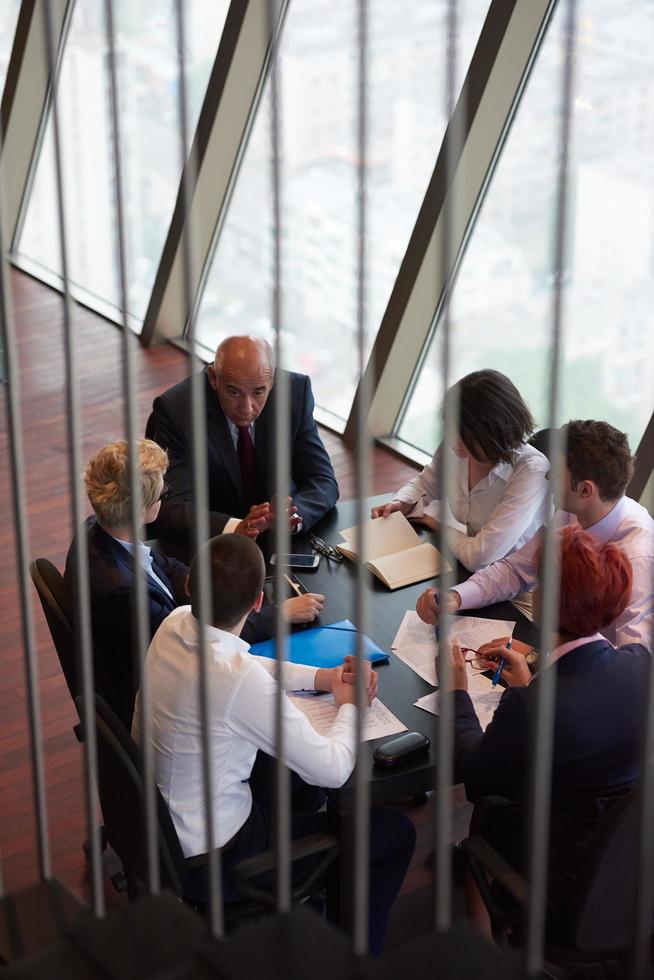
top-left (283, 496), bottom-right (538, 809)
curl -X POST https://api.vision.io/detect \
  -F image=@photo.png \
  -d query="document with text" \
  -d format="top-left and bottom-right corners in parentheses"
top-left (391, 611), bottom-right (516, 688)
top-left (414, 686), bottom-right (504, 732)
top-left (288, 692), bottom-right (407, 741)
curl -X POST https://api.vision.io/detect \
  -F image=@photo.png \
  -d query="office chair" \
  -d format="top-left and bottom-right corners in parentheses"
top-left (29, 559), bottom-right (112, 870)
top-left (462, 790), bottom-right (642, 977)
top-left (529, 427), bottom-right (554, 460)
top-left (84, 693), bottom-right (340, 926)
top-left (29, 559), bottom-right (79, 721)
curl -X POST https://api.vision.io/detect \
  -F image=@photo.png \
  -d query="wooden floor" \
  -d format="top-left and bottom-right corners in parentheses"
top-left (0, 269), bottom-right (470, 933)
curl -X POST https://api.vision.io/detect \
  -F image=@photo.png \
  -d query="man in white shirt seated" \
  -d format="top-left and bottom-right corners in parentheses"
top-left (132, 534), bottom-right (415, 954)
top-left (416, 420), bottom-right (653, 650)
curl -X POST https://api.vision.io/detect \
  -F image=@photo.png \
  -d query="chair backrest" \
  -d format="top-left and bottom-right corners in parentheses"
top-left (144, 412), bottom-right (156, 441)
top-left (568, 789), bottom-right (639, 952)
top-left (529, 428), bottom-right (554, 460)
top-left (83, 693), bottom-right (186, 896)
top-left (30, 558), bottom-right (79, 703)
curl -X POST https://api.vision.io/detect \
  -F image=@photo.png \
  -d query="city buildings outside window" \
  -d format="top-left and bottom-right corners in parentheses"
top-left (195, 0), bottom-right (490, 423)
top-left (16, 0), bottom-right (229, 328)
top-left (399, 0), bottom-right (654, 456)
top-left (0, 0), bottom-right (21, 95)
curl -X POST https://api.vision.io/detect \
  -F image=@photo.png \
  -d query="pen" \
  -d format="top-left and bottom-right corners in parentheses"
top-left (491, 637), bottom-right (511, 687)
top-left (283, 573), bottom-right (303, 597)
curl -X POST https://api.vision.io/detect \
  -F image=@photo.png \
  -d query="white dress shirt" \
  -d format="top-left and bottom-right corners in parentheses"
top-left (113, 537), bottom-right (174, 600)
top-left (132, 606), bottom-right (357, 858)
top-left (395, 442), bottom-right (550, 571)
top-left (454, 495), bottom-right (654, 649)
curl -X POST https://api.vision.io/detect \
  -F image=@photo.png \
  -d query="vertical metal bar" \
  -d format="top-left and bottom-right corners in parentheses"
top-left (173, 0), bottom-right (224, 936)
top-left (632, 456), bottom-right (654, 959)
top-left (353, 0), bottom-right (371, 956)
top-left (524, 1), bottom-right (577, 974)
top-left (0, 77), bottom-right (51, 899)
top-left (632, 617), bottom-right (654, 976)
top-left (41, 0), bottom-right (104, 912)
top-left (433, 0), bottom-right (460, 934)
top-left (267, 0), bottom-right (291, 913)
top-left (103, 0), bottom-right (159, 897)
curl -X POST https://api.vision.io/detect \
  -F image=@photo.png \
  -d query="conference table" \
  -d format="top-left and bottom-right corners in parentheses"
top-left (158, 495), bottom-right (539, 933)
top-left (271, 495), bottom-right (539, 811)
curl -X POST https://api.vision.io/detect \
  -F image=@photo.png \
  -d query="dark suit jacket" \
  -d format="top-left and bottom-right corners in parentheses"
top-left (147, 368), bottom-right (338, 536)
top-left (454, 639), bottom-right (649, 883)
top-left (64, 517), bottom-right (276, 729)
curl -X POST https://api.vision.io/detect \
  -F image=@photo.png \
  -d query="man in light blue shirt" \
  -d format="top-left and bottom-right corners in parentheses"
top-left (417, 420), bottom-right (653, 650)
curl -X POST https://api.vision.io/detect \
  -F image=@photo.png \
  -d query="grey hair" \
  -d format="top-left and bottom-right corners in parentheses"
top-left (214, 335), bottom-right (276, 375)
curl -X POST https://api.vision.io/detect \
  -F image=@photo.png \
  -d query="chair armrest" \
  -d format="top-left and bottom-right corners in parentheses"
top-left (230, 833), bottom-right (339, 908)
top-left (462, 836), bottom-right (529, 907)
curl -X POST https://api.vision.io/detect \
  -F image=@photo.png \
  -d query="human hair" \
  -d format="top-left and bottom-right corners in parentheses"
top-left (189, 535), bottom-right (265, 630)
top-left (84, 439), bottom-right (168, 529)
top-left (444, 369), bottom-right (535, 465)
top-left (563, 420), bottom-right (635, 502)
top-left (214, 335), bottom-right (276, 375)
top-left (537, 525), bottom-right (632, 639)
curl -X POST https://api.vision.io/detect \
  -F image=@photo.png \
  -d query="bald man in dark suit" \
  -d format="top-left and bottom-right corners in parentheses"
top-left (147, 335), bottom-right (339, 539)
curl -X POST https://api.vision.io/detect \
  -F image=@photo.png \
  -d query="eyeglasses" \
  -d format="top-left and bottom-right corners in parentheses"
top-left (462, 647), bottom-right (492, 671)
top-left (158, 480), bottom-right (172, 504)
top-left (309, 534), bottom-right (343, 562)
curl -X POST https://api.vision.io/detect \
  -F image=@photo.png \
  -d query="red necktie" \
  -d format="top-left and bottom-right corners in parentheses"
top-left (237, 425), bottom-right (258, 510)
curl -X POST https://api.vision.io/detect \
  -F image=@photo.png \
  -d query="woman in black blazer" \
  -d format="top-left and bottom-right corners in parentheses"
top-left (449, 525), bottom-right (650, 935)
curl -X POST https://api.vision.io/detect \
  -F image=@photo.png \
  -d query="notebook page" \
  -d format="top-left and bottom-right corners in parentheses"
top-left (370, 541), bottom-right (445, 588)
top-left (339, 511), bottom-right (422, 562)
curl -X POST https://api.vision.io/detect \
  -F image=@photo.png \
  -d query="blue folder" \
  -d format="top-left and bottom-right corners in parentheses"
top-left (250, 619), bottom-right (389, 668)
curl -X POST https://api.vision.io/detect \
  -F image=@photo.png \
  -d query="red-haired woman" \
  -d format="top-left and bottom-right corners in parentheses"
top-left (449, 525), bottom-right (649, 934)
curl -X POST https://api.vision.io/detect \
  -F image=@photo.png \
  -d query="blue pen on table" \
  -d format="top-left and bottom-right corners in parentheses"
top-left (491, 637), bottom-right (512, 687)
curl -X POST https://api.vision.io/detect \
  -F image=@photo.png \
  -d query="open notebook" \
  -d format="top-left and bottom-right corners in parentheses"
top-left (336, 511), bottom-right (451, 590)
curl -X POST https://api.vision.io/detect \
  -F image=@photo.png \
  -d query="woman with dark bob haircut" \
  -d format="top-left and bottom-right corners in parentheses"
top-left (449, 525), bottom-right (649, 937)
top-left (372, 369), bottom-right (549, 570)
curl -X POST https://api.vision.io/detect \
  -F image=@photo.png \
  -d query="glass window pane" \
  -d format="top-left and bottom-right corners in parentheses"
top-left (399, 0), bottom-right (654, 455)
top-left (0, 0), bottom-right (21, 94)
top-left (16, 0), bottom-right (228, 326)
top-left (195, 0), bottom-right (491, 422)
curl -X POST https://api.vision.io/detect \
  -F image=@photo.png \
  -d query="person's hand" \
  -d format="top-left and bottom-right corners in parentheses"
top-left (282, 593), bottom-right (325, 623)
top-left (477, 636), bottom-right (534, 660)
top-left (331, 665), bottom-right (357, 708)
top-left (449, 638), bottom-right (469, 691)
top-left (270, 495), bottom-right (303, 533)
top-left (342, 655), bottom-right (377, 705)
top-left (415, 587), bottom-right (461, 625)
top-left (370, 499), bottom-right (411, 520)
top-left (475, 639), bottom-right (532, 688)
top-left (418, 514), bottom-right (441, 533)
top-left (234, 503), bottom-right (272, 538)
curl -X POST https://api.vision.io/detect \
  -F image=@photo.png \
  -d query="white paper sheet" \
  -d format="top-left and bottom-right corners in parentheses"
top-left (391, 611), bottom-right (516, 690)
top-left (414, 686), bottom-right (503, 732)
top-left (288, 692), bottom-right (407, 741)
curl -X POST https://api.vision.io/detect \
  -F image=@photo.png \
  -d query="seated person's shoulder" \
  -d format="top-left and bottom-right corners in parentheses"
top-left (516, 441), bottom-right (550, 473)
top-left (614, 642), bottom-right (652, 661)
top-left (152, 375), bottom-right (194, 416)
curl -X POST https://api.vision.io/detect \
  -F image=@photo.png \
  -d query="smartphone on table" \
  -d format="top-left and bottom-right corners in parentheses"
top-left (270, 553), bottom-right (320, 570)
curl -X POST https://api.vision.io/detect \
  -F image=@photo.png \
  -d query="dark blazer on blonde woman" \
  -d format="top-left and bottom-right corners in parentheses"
top-left (65, 516), bottom-right (275, 729)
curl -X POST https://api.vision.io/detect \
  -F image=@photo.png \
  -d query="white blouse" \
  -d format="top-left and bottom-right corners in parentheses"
top-left (394, 441), bottom-right (550, 571)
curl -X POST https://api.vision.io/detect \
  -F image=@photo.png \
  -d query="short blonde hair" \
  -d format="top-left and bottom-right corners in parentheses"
top-left (84, 439), bottom-right (169, 529)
